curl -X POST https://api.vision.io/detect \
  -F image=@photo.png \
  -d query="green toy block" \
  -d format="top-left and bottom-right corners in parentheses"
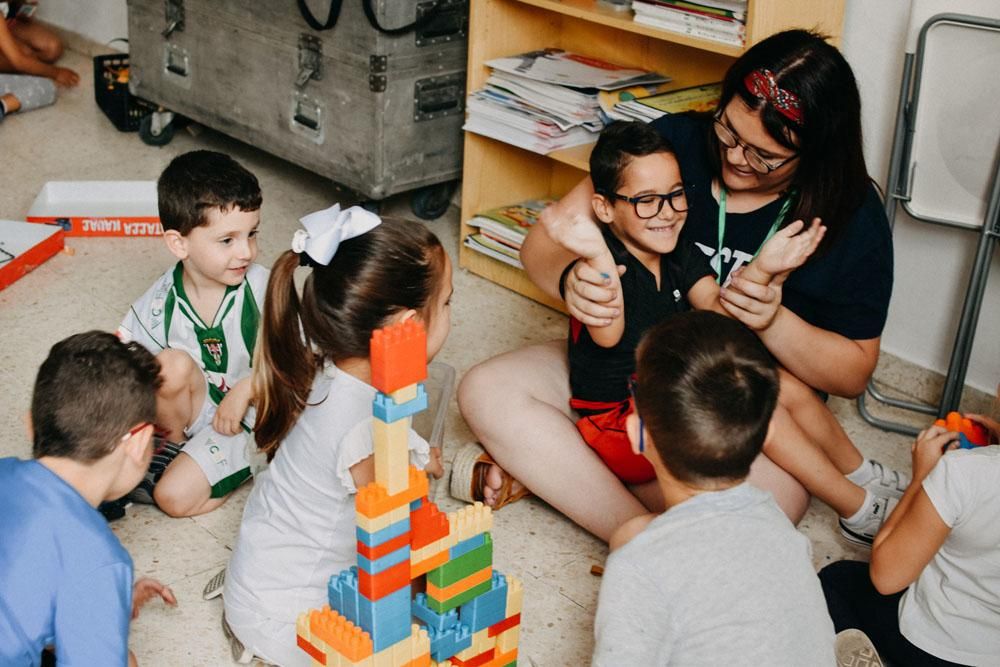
top-left (427, 579), bottom-right (492, 613)
top-left (427, 534), bottom-right (493, 588)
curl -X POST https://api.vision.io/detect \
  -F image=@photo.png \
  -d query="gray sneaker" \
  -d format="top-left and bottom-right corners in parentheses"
top-left (202, 568), bottom-right (226, 600)
top-left (221, 613), bottom-right (253, 664)
top-left (835, 629), bottom-right (883, 667)
top-left (862, 459), bottom-right (910, 500)
top-left (839, 495), bottom-right (899, 547)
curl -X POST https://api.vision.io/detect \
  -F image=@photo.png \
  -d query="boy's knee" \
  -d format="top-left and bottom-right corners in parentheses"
top-left (153, 480), bottom-right (195, 517)
top-left (156, 349), bottom-right (200, 394)
top-left (35, 35), bottom-right (63, 63)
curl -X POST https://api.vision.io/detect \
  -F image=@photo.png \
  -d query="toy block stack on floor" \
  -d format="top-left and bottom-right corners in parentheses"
top-left (296, 320), bottom-right (522, 667)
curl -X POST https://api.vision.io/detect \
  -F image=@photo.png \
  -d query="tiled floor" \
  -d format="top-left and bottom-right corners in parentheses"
top-left (1, 47), bottom-right (990, 666)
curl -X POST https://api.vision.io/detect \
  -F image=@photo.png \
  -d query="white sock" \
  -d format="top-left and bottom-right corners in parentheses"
top-left (843, 490), bottom-right (874, 525)
top-left (845, 459), bottom-right (874, 486)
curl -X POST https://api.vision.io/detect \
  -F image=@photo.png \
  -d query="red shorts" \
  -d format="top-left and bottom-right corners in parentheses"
top-left (571, 397), bottom-right (655, 485)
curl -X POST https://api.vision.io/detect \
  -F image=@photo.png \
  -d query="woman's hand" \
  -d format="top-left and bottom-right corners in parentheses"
top-left (719, 266), bottom-right (783, 331)
top-left (564, 260), bottom-right (626, 327)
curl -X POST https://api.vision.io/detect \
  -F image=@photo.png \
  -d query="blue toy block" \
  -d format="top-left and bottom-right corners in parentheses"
top-left (328, 567), bottom-right (361, 625)
top-left (426, 621), bottom-right (472, 662)
top-left (356, 517), bottom-right (410, 547)
top-left (458, 571), bottom-right (508, 633)
top-left (412, 592), bottom-right (460, 633)
top-left (958, 433), bottom-right (975, 450)
top-left (449, 532), bottom-right (487, 560)
top-left (410, 497), bottom-right (423, 511)
top-left (357, 544), bottom-right (411, 575)
top-left (372, 384), bottom-right (429, 423)
top-left (359, 586), bottom-right (412, 652)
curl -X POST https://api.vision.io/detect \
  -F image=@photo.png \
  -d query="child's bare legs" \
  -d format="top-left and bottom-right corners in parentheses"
top-left (9, 20), bottom-right (63, 63)
top-left (458, 341), bottom-right (810, 542)
top-left (154, 454), bottom-right (227, 517)
top-left (154, 349), bottom-right (206, 443)
top-left (777, 368), bottom-right (865, 474)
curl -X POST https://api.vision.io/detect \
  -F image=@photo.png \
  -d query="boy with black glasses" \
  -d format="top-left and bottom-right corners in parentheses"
top-left (547, 120), bottom-right (823, 484)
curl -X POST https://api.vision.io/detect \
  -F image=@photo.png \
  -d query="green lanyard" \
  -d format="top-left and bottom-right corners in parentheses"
top-left (716, 187), bottom-right (794, 284)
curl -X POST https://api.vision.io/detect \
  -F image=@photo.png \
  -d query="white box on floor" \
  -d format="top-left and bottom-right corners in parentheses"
top-left (26, 181), bottom-right (160, 237)
top-left (0, 219), bottom-right (65, 291)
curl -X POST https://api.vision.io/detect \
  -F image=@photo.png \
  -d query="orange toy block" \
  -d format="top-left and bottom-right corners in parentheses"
top-left (309, 606), bottom-right (374, 663)
top-left (426, 565), bottom-right (492, 602)
top-left (485, 647), bottom-right (517, 667)
top-left (357, 467), bottom-right (429, 519)
top-left (450, 648), bottom-right (495, 667)
top-left (358, 532), bottom-right (411, 561)
top-left (358, 558), bottom-right (411, 600)
top-left (404, 655), bottom-right (431, 667)
top-left (934, 411), bottom-right (990, 445)
top-left (411, 500), bottom-right (451, 550)
top-left (411, 549), bottom-right (449, 578)
top-left (370, 319), bottom-right (427, 394)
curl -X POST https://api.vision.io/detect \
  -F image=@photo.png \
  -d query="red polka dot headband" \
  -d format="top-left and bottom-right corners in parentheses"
top-left (744, 68), bottom-right (803, 126)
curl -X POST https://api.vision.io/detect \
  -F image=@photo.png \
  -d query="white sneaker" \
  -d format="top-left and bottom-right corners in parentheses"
top-left (860, 459), bottom-right (910, 499)
top-left (839, 495), bottom-right (898, 547)
top-left (835, 629), bottom-right (884, 667)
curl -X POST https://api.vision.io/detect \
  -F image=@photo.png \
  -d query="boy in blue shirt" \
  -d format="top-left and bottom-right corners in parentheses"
top-left (0, 331), bottom-right (176, 666)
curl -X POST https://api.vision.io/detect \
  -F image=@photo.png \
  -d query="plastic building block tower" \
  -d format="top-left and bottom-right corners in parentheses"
top-left (934, 411), bottom-right (991, 449)
top-left (297, 320), bottom-right (522, 666)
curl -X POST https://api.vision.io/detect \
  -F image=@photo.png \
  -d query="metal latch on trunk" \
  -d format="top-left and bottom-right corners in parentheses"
top-left (296, 34), bottom-right (323, 88)
top-left (162, 0), bottom-right (185, 38)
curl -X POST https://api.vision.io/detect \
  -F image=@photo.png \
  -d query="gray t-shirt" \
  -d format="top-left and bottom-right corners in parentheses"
top-left (593, 483), bottom-right (835, 666)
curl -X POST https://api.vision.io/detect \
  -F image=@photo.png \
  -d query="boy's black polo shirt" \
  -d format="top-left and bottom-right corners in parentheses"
top-left (568, 225), bottom-right (714, 406)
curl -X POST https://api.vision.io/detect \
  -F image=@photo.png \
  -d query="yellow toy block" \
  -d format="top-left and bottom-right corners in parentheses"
top-left (374, 417), bottom-right (411, 495)
top-left (454, 628), bottom-right (495, 661)
top-left (505, 577), bottom-right (523, 618)
top-left (391, 385), bottom-right (418, 403)
top-left (410, 536), bottom-right (449, 564)
top-left (357, 467), bottom-right (429, 518)
top-left (447, 503), bottom-right (492, 544)
top-left (485, 647), bottom-right (517, 667)
top-left (355, 503), bottom-right (409, 534)
top-left (495, 626), bottom-right (520, 654)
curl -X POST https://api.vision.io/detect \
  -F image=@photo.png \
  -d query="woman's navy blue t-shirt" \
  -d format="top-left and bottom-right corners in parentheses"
top-left (650, 113), bottom-right (894, 341)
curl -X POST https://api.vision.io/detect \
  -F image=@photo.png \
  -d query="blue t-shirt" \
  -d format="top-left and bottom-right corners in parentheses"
top-left (0, 458), bottom-right (133, 666)
top-left (651, 113), bottom-right (894, 341)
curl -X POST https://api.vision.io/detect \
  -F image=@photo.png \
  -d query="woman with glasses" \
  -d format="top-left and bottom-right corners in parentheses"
top-left (456, 30), bottom-right (898, 543)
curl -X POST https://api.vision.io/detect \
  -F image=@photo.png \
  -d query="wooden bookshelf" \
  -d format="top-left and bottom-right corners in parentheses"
top-left (459, 0), bottom-right (845, 308)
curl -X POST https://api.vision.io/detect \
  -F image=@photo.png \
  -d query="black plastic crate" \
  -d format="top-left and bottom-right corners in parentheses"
top-left (93, 53), bottom-right (156, 132)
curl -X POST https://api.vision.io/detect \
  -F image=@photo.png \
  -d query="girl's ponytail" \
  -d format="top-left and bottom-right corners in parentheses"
top-left (254, 251), bottom-right (317, 460)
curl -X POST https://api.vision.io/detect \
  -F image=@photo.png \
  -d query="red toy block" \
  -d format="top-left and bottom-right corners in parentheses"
top-left (411, 500), bottom-right (450, 550)
top-left (934, 411), bottom-right (991, 446)
top-left (357, 558), bottom-right (411, 601)
top-left (487, 614), bottom-right (520, 638)
top-left (296, 635), bottom-right (326, 664)
top-left (356, 467), bottom-right (429, 519)
top-left (357, 532), bottom-right (411, 561)
top-left (370, 319), bottom-right (427, 394)
top-left (452, 648), bottom-right (496, 667)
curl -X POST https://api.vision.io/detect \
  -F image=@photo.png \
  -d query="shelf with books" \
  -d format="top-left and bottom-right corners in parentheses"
top-left (459, 0), bottom-right (844, 309)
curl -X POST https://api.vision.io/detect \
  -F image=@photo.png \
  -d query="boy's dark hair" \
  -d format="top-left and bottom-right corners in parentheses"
top-left (32, 331), bottom-right (162, 462)
top-left (634, 311), bottom-right (778, 485)
top-left (713, 29), bottom-right (869, 252)
top-left (589, 120), bottom-right (676, 197)
top-left (157, 150), bottom-right (262, 235)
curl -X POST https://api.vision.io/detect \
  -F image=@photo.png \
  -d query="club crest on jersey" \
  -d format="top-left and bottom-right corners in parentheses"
top-left (203, 338), bottom-right (224, 367)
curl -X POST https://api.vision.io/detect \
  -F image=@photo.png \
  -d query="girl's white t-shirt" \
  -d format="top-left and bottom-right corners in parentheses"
top-left (899, 445), bottom-right (1000, 665)
top-left (224, 364), bottom-right (429, 626)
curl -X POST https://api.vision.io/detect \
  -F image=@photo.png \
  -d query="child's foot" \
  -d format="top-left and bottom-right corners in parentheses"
top-left (97, 497), bottom-right (129, 522)
top-left (839, 493), bottom-right (898, 547)
top-left (127, 437), bottom-right (185, 505)
top-left (449, 442), bottom-right (531, 510)
top-left (425, 446), bottom-right (444, 479)
top-left (834, 629), bottom-right (883, 667)
top-left (482, 463), bottom-right (526, 507)
top-left (847, 459), bottom-right (910, 499)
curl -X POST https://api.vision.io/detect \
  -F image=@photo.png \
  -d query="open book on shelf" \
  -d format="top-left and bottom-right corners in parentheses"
top-left (463, 198), bottom-right (555, 269)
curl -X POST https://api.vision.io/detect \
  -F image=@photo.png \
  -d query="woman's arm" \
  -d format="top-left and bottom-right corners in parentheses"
top-left (870, 427), bottom-right (956, 594)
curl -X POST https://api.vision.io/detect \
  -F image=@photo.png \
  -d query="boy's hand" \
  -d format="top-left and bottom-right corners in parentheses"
top-left (564, 261), bottom-right (626, 327)
top-left (719, 266), bottom-right (783, 331)
top-left (965, 413), bottom-right (1000, 444)
top-left (52, 67), bottom-right (80, 87)
top-left (214, 378), bottom-right (252, 436)
top-left (545, 212), bottom-right (608, 261)
top-left (753, 218), bottom-right (826, 281)
top-left (132, 578), bottom-right (177, 620)
top-left (911, 425), bottom-right (958, 481)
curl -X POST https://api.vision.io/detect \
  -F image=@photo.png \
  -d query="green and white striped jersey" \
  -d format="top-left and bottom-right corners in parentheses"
top-left (119, 262), bottom-right (269, 406)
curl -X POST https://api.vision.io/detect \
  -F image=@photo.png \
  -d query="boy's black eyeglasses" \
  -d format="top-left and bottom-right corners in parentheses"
top-left (628, 376), bottom-right (645, 454)
top-left (604, 188), bottom-right (688, 219)
top-left (713, 116), bottom-right (798, 174)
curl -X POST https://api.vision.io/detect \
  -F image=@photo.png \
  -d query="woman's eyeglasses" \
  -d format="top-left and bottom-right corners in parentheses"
top-left (713, 117), bottom-right (798, 174)
top-left (604, 188), bottom-right (688, 219)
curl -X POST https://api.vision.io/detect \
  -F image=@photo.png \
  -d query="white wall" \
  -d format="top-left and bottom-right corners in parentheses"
top-left (841, 0), bottom-right (999, 394)
top-left (37, 0), bottom-right (1000, 393)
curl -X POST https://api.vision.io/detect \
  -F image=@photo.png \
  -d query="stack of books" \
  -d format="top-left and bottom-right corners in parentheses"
top-left (463, 199), bottom-right (554, 269)
top-left (464, 49), bottom-right (669, 154)
top-left (602, 82), bottom-right (723, 122)
top-left (632, 0), bottom-right (747, 47)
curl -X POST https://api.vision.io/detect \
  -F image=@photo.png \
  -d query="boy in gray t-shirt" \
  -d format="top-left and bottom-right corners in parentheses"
top-left (592, 311), bottom-right (836, 666)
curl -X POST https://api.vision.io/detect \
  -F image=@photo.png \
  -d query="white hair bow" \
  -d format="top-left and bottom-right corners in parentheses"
top-left (291, 203), bottom-right (382, 266)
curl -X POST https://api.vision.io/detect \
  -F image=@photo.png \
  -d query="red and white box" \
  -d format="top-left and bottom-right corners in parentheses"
top-left (27, 181), bottom-right (161, 237)
top-left (0, 219), bottom-right (65, 291)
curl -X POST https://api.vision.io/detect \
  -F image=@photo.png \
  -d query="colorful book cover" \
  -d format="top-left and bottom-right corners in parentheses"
top-left (635, 82), bottom-right (722, 114)
top-left (467, 198), bottom-right (555, 246)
